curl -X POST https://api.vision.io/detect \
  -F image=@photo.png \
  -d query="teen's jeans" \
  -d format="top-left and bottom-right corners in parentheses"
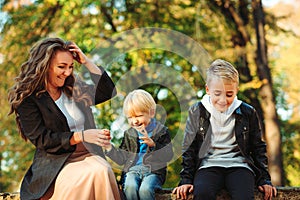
top-left (193, 167), bottom-right (255, 200)
top-left (123, 165), bottom-right (162, 200)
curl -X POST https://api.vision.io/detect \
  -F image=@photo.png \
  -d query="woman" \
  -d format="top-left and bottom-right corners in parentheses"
top-left (8, 38), bottom-right (121, 200)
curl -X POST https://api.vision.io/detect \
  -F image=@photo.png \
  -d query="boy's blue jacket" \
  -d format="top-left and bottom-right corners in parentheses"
top-left (179, 101), bottom-right (272, 187)
top-left (105, 121), bottom-right (173, 184)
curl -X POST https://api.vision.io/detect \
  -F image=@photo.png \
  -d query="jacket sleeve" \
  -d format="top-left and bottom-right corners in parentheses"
top-left (249, 108), bottom-right (272, 186)
top-left (16, 96), bottom-right (75, 154)
top-left (105, 132), bottom-right (133, 166)
top-left (151, 128), bottom-right (173, 162)
top-left (179, 103), bottom-right (201, 185)
top-left (90, 67), bottom-right (117, 105)
top-left (143, 127), bottom-right (174, 170)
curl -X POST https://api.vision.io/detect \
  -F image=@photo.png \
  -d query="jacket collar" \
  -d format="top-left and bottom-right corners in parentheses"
top-left (39, 92), bottom-right (68, 123)
top-left (200, 101), bottom-right (243, 122)
top-left (234, 105), bottom-right (243, 122)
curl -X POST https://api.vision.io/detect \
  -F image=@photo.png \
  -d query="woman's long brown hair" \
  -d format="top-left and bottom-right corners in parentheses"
top-left (8, 37), bottom-right (93, 140)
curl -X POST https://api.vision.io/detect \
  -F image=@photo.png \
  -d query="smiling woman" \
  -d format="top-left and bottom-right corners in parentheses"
top-left (7, 38), bottom-right (121, 200)
top-left (47, 50), bottom-right (74, 100)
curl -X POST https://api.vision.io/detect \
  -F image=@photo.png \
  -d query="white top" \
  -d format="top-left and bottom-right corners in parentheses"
top-left (200, 94), bottom-right (253, 172)
top-left (55, 92), bottom-right (85, 132)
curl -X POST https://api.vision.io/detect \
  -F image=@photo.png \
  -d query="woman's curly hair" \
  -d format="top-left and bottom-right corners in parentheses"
top-left (8, 37), bottom-right (93, 139)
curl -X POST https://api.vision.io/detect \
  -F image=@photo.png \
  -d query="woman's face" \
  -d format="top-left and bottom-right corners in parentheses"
top-left (47, 50), bottom-right (74, 89)
top-left (206, 78), bottom-right (238, 112)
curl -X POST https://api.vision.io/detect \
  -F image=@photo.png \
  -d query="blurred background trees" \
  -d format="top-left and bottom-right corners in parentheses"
top-left (1, 0), bottom-right (299, 191)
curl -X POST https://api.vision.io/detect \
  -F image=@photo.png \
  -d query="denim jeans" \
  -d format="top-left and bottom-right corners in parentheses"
top-left (123, 165), bottom-right (162, 200)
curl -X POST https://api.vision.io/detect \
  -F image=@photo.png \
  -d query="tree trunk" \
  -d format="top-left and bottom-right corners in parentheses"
top-left (252, 0), bottom-right (284, 186)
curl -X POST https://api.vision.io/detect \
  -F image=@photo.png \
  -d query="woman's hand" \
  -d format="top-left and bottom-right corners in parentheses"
top-left (68, 42), bottom-right (88, 64)
top-left (67, 42), bottom-right (102, 75)
top-left (82, 129), bottom-right (111, 147)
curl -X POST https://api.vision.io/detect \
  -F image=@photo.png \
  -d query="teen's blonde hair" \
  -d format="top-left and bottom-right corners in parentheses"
top-left (123, 89), bottom-right (156, 117)
top-left (206, 59), bottom-right (239, 85)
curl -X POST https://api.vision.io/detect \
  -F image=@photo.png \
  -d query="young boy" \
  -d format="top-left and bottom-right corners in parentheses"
top-left (173, 59), bottom-right (277, 200)
top-left (104, 89), bottom-right (173, 200)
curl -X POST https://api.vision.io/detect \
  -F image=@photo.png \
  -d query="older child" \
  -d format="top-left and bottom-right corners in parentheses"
top-left (104, 89), bottom-right (173, 200)
top-left (173, 59), bottom-right (277, 200)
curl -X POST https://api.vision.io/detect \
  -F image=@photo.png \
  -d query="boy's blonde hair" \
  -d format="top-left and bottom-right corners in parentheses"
top-left (206, 59), bottom-right (239, 85)
top-left (123, 89), bottom-right (156, 117)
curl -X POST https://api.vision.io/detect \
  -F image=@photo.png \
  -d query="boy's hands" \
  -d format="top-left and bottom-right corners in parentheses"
top-left (101, 129), bottom-right (113, 151)
top-left (135, 126), bottom-right (155, 147)
top-left (139, 136), bottom-right (155, 147)
top-left (136, 126), bottom-right (148, 137)
top-left (172, 184), bottom-right (194, 200)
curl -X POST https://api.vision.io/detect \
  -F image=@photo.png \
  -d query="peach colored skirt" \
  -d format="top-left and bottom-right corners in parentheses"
top-left (41, 145), bottom-right (121, 200)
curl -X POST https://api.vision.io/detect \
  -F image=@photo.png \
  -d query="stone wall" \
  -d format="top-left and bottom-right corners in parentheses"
top-left (1, 187), bottom-right (300, 200)
top-left (155, 187), bottom-right (300, 200)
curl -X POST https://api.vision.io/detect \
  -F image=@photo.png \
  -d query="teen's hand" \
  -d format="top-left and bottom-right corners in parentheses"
top-left (172, 184), bottom-right (194, 200)
top-left (258, 184), bottom-right (277, 200)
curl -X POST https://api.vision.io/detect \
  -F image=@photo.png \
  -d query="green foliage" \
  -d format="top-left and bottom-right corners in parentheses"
top-left (280, 120), bottom-right (300, 186)
top-left (0, 0), bottom-right (299, 191)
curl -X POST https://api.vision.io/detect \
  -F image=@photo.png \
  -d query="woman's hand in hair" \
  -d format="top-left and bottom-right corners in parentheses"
top-left (68, 42), bottom-right (102, 75)
top-left (68, 42), bottom-right (88, 64)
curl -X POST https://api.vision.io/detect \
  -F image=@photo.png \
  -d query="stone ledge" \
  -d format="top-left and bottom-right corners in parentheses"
top-left (1, 187), bottom-right (300, 200)
top-left (155, 187), bottom-right (300, 200)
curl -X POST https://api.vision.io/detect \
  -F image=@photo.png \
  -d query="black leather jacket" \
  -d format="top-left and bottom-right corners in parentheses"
top-left (106, 121), bottom-right (173, 184)
top-left (179, 101), bottom-right (272, 187)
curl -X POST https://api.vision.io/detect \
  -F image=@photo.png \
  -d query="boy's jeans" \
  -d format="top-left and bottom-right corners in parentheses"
top-left (123, 165), bottom-right (162, 200)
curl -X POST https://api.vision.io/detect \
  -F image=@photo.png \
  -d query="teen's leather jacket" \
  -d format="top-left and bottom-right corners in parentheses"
top-left (179, 101), bottom-right (272, 187)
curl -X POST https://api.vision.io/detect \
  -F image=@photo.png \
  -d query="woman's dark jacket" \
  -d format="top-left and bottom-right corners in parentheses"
top-left (16, 70), bottom-right (116, 200)
top-left (105, 121), bottom-right (173, 184)
top-left (179, 101), bottom-right (272, 187)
